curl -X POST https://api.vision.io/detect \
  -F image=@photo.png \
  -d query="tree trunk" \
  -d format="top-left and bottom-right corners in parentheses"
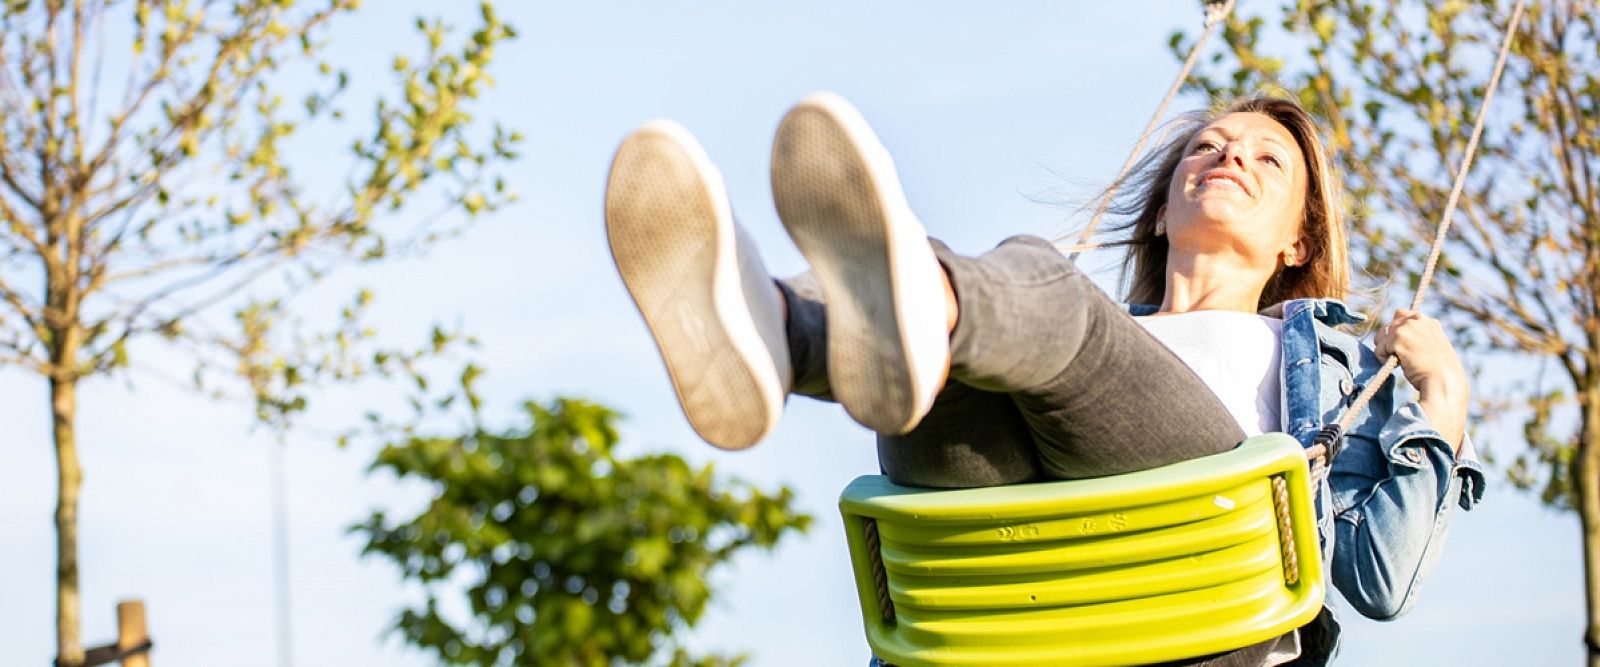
top-left (1581, 381), bottom-right (1600, 667)
top-left (53, 374), bottom-right (84, 667)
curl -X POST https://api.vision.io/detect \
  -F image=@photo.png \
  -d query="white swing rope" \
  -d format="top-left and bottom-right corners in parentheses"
top-left (1307, 0), bottom-right (1529, 467)
top-left (1068, 0), bottom-right (1236, 260)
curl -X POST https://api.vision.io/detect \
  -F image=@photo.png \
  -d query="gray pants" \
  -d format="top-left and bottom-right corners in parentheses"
top-left (780, 234), bottom-right (1250, 483)
top-left (782, 235), bottom-right (1274, 667)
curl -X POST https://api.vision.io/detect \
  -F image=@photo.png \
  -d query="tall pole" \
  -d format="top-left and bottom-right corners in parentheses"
top-left (116, 600), bottom-right (150, 667)
top-left (270, 439), bottom-right (294, 667)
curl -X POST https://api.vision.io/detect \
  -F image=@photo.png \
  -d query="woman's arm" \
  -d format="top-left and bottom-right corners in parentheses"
top-left (1326, 321), bottom-right (1483, 621)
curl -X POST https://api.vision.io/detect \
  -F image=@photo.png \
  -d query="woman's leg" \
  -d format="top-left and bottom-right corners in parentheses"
top-left (777, 233), bottom-right (1248, 486)
top-left (601, 113), bottom-right (1058, 482)
top-left (779, 272), bottom-right (1045, 487)
top-left (932, 234), bottom-right (1249, 479)
top-left (769, 93), bottom-right (1245, 481)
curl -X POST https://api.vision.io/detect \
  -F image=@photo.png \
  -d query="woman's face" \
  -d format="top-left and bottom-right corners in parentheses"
top-left (1163, 112), bottom-right (1308, 266)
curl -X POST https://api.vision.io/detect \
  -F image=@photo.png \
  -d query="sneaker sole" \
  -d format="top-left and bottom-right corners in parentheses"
top-left (771, 94), bottom-right (948, 434)
top-left (605, 121), bottom-right (783, 449)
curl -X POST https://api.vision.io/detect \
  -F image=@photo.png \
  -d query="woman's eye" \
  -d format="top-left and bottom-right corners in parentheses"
top-left (1194, 141), bottom-right (1219, 153)
top-left (1261, 154), bottom-right (1283, 169)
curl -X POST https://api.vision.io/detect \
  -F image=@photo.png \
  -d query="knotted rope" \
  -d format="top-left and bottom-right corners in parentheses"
top-left (1271, 475), bottom-right (1301, 585)
top-left (863, 517), bottom-right (896, 623)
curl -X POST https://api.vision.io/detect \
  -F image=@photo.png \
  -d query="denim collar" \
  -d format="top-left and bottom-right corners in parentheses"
top-left (1127, 298), bottom-right (1366, 327)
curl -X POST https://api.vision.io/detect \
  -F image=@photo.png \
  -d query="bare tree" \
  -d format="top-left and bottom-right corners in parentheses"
top-left (0, 2), bottom-right (518, 664)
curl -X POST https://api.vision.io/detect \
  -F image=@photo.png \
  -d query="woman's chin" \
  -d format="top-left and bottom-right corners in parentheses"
top-left (1176, 207), bottom-right (1255, 233)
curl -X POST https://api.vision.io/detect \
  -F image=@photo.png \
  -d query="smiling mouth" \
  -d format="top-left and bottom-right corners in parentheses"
top-left (1199, 172), bottom-right (1250, 195)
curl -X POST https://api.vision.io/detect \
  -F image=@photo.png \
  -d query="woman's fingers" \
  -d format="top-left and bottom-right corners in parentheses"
top-left (1377, 309), bottom-right (1466, 394)
top-left (1378, 309), bottom-right (1432, 359)
top-left (1373, 309), bottom-right (1470, 450)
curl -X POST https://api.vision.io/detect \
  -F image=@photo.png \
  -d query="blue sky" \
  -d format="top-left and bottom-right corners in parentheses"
top-left (0, 2), bottom-right (1582, 665)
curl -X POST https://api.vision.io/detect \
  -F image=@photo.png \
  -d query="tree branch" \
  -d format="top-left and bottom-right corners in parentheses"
top-left (0, 272), bottom-right (43, 339)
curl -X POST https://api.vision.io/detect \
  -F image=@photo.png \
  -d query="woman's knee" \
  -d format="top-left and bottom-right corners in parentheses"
top-left (987, 234), bottom-right (1081, 286)
top-left (931, 234), bottom-right (1080, 290)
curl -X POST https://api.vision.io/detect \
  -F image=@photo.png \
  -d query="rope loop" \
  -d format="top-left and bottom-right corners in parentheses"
top-left (863, 517), bottom-right (896, 624)
top-left (1271, 475), bottom-right (1301, 586)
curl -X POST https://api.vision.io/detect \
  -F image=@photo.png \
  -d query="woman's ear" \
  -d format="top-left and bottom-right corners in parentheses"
top-left (1286, 236), bottom-right (1309, 266)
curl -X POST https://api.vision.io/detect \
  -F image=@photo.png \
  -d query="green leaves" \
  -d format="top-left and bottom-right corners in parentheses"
top-left (355, 398), bottom-right (810, 666)
top-left (351, 2), bottom-right (518, 234)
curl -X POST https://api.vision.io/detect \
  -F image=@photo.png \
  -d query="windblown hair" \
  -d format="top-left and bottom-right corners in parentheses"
top-left (1100, 96), bottom-right (1349, 308)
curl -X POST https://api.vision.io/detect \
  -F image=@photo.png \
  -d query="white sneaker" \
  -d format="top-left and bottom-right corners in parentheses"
top-left (770, 92), bottom-right (950, 435)
top-left (605, 120), bottom-right (792, 450)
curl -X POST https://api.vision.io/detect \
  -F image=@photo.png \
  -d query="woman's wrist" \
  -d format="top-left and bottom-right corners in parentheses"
top-left (1415, 372), bottom-right (1467, 404)
top-left (1416, 380), bottom-right (1468, 454)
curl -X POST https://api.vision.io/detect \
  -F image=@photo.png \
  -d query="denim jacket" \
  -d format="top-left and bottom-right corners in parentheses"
top-left (1132, 298), bottom-right (1485, 660)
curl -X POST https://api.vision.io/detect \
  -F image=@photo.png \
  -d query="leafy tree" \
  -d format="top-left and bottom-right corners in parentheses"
top-left (354, 397), bottom-right (811, 667)
top-left (0, 2), bottom-right (517, 664)
top-left (1170, 0), bottom-right (1596, 660)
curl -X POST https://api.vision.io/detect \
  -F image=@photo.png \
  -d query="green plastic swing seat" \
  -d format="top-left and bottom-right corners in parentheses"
top-left (839, 433), bottom-right (1325, 667)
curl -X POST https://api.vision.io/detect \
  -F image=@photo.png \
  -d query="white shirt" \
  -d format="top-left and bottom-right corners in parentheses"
top-left (1134, 310), bottom-right (1284, 436)
top-left (1137, 310), bottom-right (1296, 665)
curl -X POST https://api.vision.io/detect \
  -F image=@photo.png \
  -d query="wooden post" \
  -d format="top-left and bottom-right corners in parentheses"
top-left (115, 600), bottom-right (148, 667)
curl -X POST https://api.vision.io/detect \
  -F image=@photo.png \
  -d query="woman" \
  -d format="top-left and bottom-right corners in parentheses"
top-left (604, 93), bottom-right (1483, 665)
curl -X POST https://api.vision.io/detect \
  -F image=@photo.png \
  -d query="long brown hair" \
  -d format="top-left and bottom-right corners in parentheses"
top-left (1100, 96), bottom-right (1349, 308)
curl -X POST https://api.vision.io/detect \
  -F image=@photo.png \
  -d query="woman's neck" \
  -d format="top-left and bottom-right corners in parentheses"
top-left (1158, 250), bottom-right (1270, 314)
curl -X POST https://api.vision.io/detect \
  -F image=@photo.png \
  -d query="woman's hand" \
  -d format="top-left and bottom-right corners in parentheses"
top-left (1375, 309), bottom-right (1469, 453)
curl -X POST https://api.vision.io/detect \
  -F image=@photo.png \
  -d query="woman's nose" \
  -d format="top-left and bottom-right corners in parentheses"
top-left (1217, 142), bottom-right (1246, 168)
